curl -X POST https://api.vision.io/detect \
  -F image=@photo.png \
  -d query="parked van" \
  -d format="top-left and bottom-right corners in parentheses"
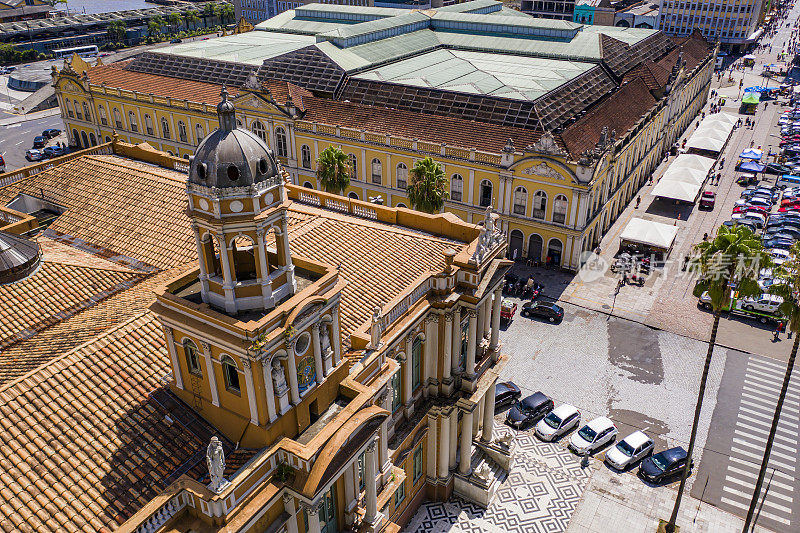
top-left (777, 174), bottom-right (800, 189)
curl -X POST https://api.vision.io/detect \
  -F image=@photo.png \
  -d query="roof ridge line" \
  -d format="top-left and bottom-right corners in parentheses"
top-left (42, 254), bottom-right (148, 276)
top-left (0, 311), bottom-right (154, 399)
top-left (87, 154), bottom-right (188, 185)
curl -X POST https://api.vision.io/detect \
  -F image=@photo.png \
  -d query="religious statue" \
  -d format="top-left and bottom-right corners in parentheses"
top-left (370, 307), bottom-right (382, 349)
top-left (272, 358), bottom-right (287, 393)
top-left (320, 324), bottom-right (331, 354)
top-left (206, 436), bottom-right (226, 492)
top-left (484, 206), bottom-right (494, 234)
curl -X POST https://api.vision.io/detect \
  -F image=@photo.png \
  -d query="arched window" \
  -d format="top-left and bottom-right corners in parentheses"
top-left (82, 102), bottom-right (91, 121)
top-left (371, 158), bottom-right (382, 184)
top-left (301, 145), bottom-right (311, 169)
top-left (411, 337), bottom-right (423, 390)
top-left (161, 117), bottom-right (170, 140)
top-left (65, 99), bottom-right (74, 118)
top-left (74, 100), bottom-right (82, 120)
top-left (275, 127), bottom-right (287, 157)
top-left (178, 120), bottom-right (187, 143)
top-left (251, 120), bottom-right (266, 142)
top-left (183, 339), bottom-right (202, 376)
top-left (303, 181), bottom-right (313, 189)
top-left (396, 203), bottom-right (407, 208)
top-left (553, 194), bottom-right (568, 224)
top-left (513, 186), bottom-right (528, 215)
top-left (479, 179), bottom-right (493, 207)
top-left (98, 105), bottom-right (107, 125)
top-left (105, 136), bottom-right (111, 143)
top-left (221, 355), bottom-right (240, 392)
top-left (113, 108), bottom-right (122, 129)
top-left (348, 191), bottom-right (359, 200)
top-left (72, 129), bottom-right (79, 147)
top-left (80, 131), bottom-right (89, 150)
top-left (396, 162), bottom-right (408, 189)
top-left (144, 114), bottom-right (154, 136)
top-left (89, 133), bottom-right (97, 146)
top-left (533, 191), bottom-right (547, 219)
top-left (195, 123), bottom-right (205, 142)
top-left (348, 153), bottom-right (357, 180)
top-left (450, 174), bottom-right (463, 202)
top-left (231, 235), bottom-right (256, 281)
top-left (128, 111), bottom-right (138, 132)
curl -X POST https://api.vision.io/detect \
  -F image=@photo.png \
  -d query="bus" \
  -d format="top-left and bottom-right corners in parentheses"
top-left (52, 45), bottom-right (99, 60)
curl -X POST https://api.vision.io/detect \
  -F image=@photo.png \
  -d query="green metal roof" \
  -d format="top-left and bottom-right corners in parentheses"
top-left (158, 31), bottom-right (316, 65)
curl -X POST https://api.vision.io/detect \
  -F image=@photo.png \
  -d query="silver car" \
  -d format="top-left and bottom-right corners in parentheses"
top-left (605, 431), bottom-right (654, 470)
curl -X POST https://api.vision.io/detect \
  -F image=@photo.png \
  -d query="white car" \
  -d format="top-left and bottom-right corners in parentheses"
top-left (731, 213), bottom-right (766, 228)
top-left (740, 293), bottom-right (783, 313)
top-left (605, 431), bottom-right (654, 470)
top-left (535, 404), bottom-right (581, 442)
top-left (758, 277), bottom-right (775, 292)
top-left (769, 248), bottom-right (791, 266)
top-left (569, 416), bottom-right (618, 455)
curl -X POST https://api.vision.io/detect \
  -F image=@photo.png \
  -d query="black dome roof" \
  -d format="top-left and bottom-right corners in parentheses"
top-left (0, 231), bottom-right (41, 285)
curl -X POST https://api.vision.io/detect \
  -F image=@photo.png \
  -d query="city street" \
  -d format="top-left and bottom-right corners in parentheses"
top-left (0, 113), bottom-right (67, 172)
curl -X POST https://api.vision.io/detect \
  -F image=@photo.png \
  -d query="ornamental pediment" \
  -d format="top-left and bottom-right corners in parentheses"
top-left (235, 94), bottom-right (274, 112)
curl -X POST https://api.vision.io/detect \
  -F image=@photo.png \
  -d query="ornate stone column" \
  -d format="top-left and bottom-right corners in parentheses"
top-left (458, 402), bottom-right (475, 476)
top-left (449, 410), bottom-right (458, 470)
top-left (332, 309), bottom-right (342, 367)
top-left (427, 408), bottom-right (439, 479)
top-left (241, 358), bottom-right (259, 425)
top-left (261, 358), bottom-right (277, 422)
top-left (465, 309), bottom-right (477, 379)
top-left (280, 218), bottom-right (296, 289)
top-left (344, 460), bottom-right (358, 526)
top-left (482, 379), bottom-right (497, 443)
top-left (256, 227), bottom-right (274, 308)
top-left (162, 325), bottom-right (183, 389)
top-left (305, 502), bottom-right (322, 533)
top-left (490, 286), bottom-right (502, 353)
top-left (476, 301), bottom-right (486, 345)
top-left (379, 390), bottom-right (392, 483)
top-left (364, 439), bottom-right (382, 529)
top-left (311, 323), bottom-right (324, 385)
top-left (438, 408), bottom-right (451, 481)
top-left (442, 312), bottom-right (453, 389)
top-left (321, 322), bottom-right (333, 376)
top-left (287, 341), bottom-right (300, 405)
top-left (423, 315), bottom-right (438, 397)
top-left (450, 306), bottom-right (461, 376)
top-left (282, 493), bottom-right (299, 533)
top-left (216, 234), bottom-right (237, 314)
top-left (403, 335), bottom-right (414, 417)
top-left (191, 224), bottom-right (209, 299)
top-left (201, 341), bottom-right (220, 407)
top-left (483, 297), bottom-right (492, 340)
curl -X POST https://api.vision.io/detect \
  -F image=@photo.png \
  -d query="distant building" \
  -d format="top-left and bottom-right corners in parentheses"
top-left (614, 0), bottom-right (658, 28)
top-left (658, 0), bottom-right (769, 51)
top-left (573, 0), bottom-right (615, 25)
top-left (519, 0), bottom-right (576, 20)
top-left (0, 0), bottom-right (51, 23)
top-left (236, 0), bottom-right (471, 25)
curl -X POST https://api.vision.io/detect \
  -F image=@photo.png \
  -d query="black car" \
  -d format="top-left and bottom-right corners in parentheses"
top-left (521, 301), bottom-right (564, 323)
top-left (494, 381), bottom-right (521, 410)
top-left (42, 128), bottom-right (61, 139)
top-left (505, 391), bottom-right (554, 429)
top-left (766, 163), bottom-right (793, 175)
top-left (638, 446), bottom-right (692, 483)
top-left (170, 38), bottom-right (183, 43)
top-left (723, 220), bottom-right (757, 232)
top-left (32, 136), bottom-right (46, 148)
top-left (764, 238), bottom-right (795, 250)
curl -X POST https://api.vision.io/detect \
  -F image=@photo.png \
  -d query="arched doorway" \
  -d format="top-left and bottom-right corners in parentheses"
top-left (89, 133), bottom-right (97, 146)
top-left (547, 238), bottom-right (563, 267)
top-left (508, 230), bottom-right (523, 260)
top-left (527, 234), bottom-right (543, 262)
top-left (303, 181), bottom-right (313, 189)
top-left (348, 192), bottom-right (359, 200)
top-left (80, 131), bottom-right (89, 149)
top-left (72, 129), bottom-right (80, 148)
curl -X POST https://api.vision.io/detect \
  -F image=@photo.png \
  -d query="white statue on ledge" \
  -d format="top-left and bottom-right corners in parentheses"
top-left (272, 358), bottom-right (288, 394)
top-left (206, 436), bottom-right (229, 493)
top-left (370, 307), bottom-right (382, 349)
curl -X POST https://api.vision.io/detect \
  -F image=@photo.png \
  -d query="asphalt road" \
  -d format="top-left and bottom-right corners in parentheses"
top-left (0, 114), bottom-right (67, 172)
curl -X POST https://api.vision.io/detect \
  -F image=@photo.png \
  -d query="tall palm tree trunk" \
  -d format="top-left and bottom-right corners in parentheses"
top-left (666, 311), bottom-right (720, 532)
top-left (742, 331), bottom-right (799, 532)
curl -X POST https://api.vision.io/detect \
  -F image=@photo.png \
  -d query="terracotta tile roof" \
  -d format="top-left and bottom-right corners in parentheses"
top-left (600, 31), bottom-right (676, 79)
top-left (0, 155), bottom-right (195, 270)
top-left (301, 96), bottom-right (546, 154)
top-left (281, 205), bottom-right (461, 345)
top-left (0, 312), bottom-right (226, 533)
top-left (622, 32), bottom-right (712, 91)
top-left (0, 251), bottom-right (147, 352)
top-left (0, 264), bottom-right (193, 385)
top-left (561, 77), bottom-right (657, 158)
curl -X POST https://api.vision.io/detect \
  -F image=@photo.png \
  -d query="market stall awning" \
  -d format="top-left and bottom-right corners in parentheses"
top-left (742, 92), bottom-right (761, 104)
top-left (740, 148), bottom-right (763, 160)
top-left (650, 180), bottom-right (702, 202)
top-left (619, 218), bottom-right (679, 251)
top-left (738, 161), bottom-right (766, 172)
top-left (649, 153), bottom-right (715, 202)
top-left (685, 113), bottom-right (737, 154)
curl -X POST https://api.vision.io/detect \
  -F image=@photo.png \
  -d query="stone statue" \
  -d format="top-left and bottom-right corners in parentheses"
top-left (497, 432), bottom-right (513, 449)
top-left (320, 324), bottom-right (331, 354)
top-left (475, 463), bottom-right (491, 482)
top-left (370, 307), bottom-right (382, 349)
top-left (484, 206), bottom-right (494, 234)
top-left (272, 358), bottom-right (287, 393)
top-left (206, 436), bottom-right (226, 492)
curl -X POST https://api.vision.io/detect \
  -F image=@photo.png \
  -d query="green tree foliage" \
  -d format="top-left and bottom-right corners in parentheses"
top-left (184, 10), bottom-right (200, 30)
top-left (406, 156), bottom-right (449, 213)
top-left (315, 146), bottom-right (351, 195)
top-left (106, 20), bottom-right (127, 43)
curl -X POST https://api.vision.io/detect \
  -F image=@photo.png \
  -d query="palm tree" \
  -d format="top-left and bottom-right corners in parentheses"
top-left (202, 3), bottom-right (218, 27)
top-left (407, 156), bottom-right (449, 213)
top-left (666, 224), bottom-right (768, 533)
top-left (220, 3), bottom-right (235, 24)
top-left (167, 12), bottom-right (182, 34)
top-left (147, 18), bottom-right (164, 40)
top-left (184, 10), bottom-right (200, 30)
top-left (316, 146), bottom-right (351, 195)
top-left (742, 242), bottom-right (800, 531)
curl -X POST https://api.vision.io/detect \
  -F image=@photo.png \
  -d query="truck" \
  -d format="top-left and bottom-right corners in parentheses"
top-left (698, 290), bottom-right (783, 324)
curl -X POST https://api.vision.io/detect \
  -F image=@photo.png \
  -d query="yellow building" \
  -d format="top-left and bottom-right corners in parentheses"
top-left (0, 0), bottom-right (50, 22)
top-left (54, 1), bottom-right (716, 271)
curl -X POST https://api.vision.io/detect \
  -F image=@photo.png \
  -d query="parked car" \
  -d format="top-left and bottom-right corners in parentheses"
top-left (25, 149), bottom-right (44, 161)
top-left (638, 447), bottom-right (692, 484)
top-left (763, 237), bottom-right (795, 250)
top-left (521, 301), bottom-right (564, 323)
top-left (699, 191), bottom-right (716, 209)
top-left (769, 248), bottom-right (791, 266)
top-left (0, 154), bottom-right (5, 173)
top-left (170, 38), bottom-right (183, 43)
top-left (569, 417), bottom-right (618, 455)
top-left (42, 145), bottom-right (65, 158)
top-left (730, 213), bottom-right (765, 228)
top-left (722, 219), bottom-right (758, 232)
top-left (535, 404), bottom-right (581, 441)
top-left (494, 381), bottom-right (521, 410)
top-left (42, 128), bottom-right (61, 139)
top-left (505, 392), bottom-right (554, 429)
top-left (766, 163), bottom-right (794, 175)
top-left (740, 293), bottom-right (783, 313)
top-left (32, 136), bottom-right (46, 148)
top-left (604, 431), bottom-right (654, 470)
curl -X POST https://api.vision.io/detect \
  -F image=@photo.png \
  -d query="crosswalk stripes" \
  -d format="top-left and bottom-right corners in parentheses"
top-left (716, 355), bottom-right (799, 529)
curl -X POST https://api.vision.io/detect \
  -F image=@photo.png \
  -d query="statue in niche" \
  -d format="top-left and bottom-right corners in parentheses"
top-left (370, 308), bottom-right (382, 349)
top-left (320, 323), bottom-right (331, 354)
top-left (272, 358), bottom-right (287, 393)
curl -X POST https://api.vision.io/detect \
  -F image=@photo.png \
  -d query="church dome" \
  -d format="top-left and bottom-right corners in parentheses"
top-left (189, 86), bottom-right (279, 189)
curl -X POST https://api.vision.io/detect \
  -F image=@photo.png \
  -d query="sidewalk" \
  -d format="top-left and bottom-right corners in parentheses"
top-left (568, 465), bottom-right (774, 533)
top-left (0, 107), bottom-right (60, 126)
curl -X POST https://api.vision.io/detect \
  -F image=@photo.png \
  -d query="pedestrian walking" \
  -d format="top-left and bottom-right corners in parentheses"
top-left (775, 320), bottom-right (785, 341)
top-left (636, 196), bottom-right (641, 209)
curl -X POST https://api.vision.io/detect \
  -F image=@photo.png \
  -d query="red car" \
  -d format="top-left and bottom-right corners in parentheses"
top-left (733, 205), bottom-right (767, 214)
top-left (778, 205), bottom-right (800, 212)
top-left (699, 191), bottom-right (716, 209)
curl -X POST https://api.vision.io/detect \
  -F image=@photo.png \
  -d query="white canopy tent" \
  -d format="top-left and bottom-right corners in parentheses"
top-left (619, 218), bottom-right (679, 255)
top-left (685, 113), bottom-right (737, 154)
top-left (649, 153), bottom-right (716, 202)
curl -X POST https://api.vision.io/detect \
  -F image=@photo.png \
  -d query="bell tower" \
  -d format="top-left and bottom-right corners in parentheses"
top-left (187, 87), bottom-right (295, 315)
